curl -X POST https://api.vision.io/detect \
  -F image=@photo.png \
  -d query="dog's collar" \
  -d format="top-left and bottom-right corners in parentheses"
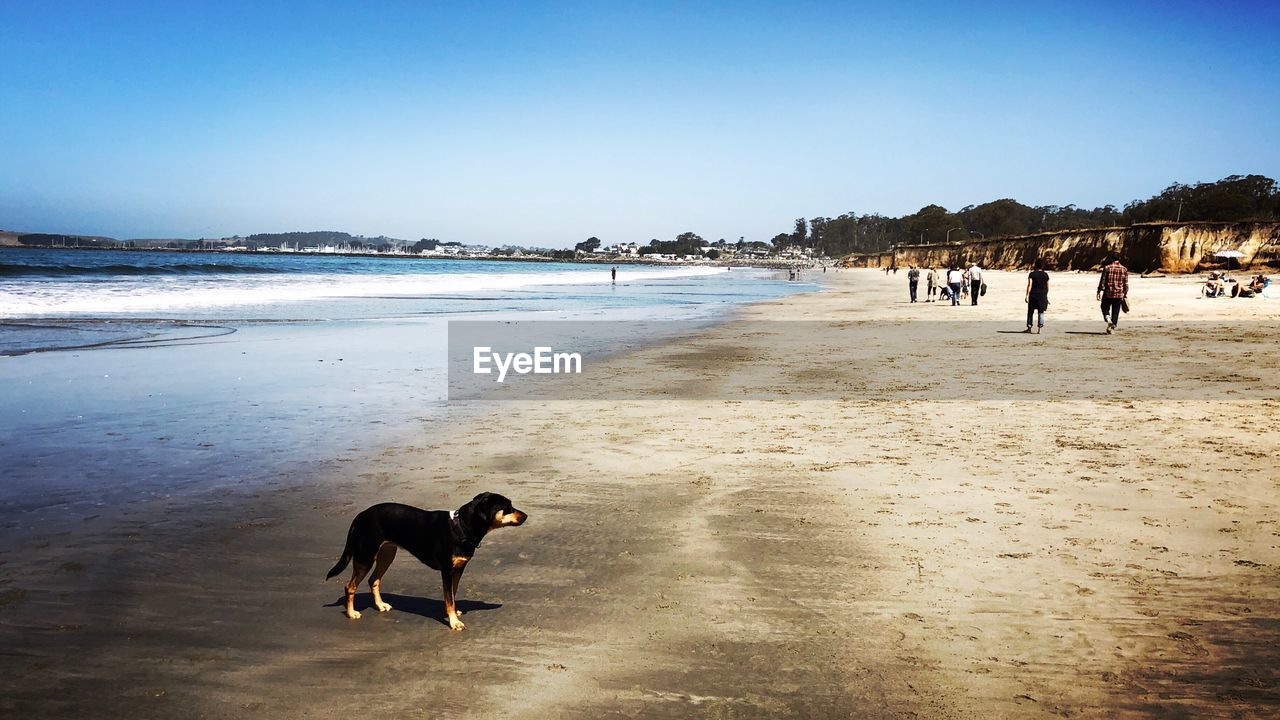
top-left (449, 509), bottom-right (481, 552)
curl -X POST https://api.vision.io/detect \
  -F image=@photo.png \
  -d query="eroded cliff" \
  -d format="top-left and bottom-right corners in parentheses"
top-left (850, 222), bottom-right (1280, 273)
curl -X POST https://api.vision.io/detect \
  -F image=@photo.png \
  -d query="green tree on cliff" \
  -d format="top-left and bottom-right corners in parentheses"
top-left (1125, 175), bottom-right (1278, 223)
top-left (956, 199), bottom-right (1039, 237)
top-left (772, 173), bottom-right (1277, 257)
top-left (901, 205), bottom-right (962, 245)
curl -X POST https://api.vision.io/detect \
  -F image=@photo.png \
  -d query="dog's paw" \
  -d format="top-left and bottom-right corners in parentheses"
top-left (376, 601), bottom-right (392, 612)
top-left (345, 609), bottom-right (363, 619)
top-left (448, 617), bottom-right (466, 631)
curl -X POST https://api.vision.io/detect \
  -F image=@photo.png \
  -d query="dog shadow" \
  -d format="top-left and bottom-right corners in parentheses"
top-left (324, 593), bottom-right (502, 626)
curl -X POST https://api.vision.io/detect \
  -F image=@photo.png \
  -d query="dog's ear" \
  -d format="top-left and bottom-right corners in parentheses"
top-left (462, 492), bottom-right (496, 520)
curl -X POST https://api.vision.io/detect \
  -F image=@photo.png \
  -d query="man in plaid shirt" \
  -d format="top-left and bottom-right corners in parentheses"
top-left (1096, 256), bottom-right (1129, 334)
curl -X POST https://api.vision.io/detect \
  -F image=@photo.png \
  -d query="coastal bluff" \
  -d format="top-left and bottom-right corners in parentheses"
top-left (848, 221), bottom-right (1280, 273)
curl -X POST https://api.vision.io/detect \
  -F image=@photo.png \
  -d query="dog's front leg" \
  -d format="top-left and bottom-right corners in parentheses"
top-left (442, 569), bottom-right (465, 631)
top-left (451, 562), bottom-right (467, 616)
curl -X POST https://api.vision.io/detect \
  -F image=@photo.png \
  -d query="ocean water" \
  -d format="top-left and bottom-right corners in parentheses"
top-left (0, 248), bottom-right (814, 515)
top-left (0, 248), bottom-right (786, 324)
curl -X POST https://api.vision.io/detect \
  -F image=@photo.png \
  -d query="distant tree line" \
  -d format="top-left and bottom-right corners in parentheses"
top-left (564, 232), bottom-right (773, 259)
top-left (246, 230), bottom-right (355, 247)
top-left (411, 238), bottom-right (462, 252)
top-left (244, 231), bottom-right (407, 251)
top-left (639, 232), bottom-right (706, 256)
top-left (775, 174), bottom-right (1280, 256)
top-left (14, 174), bottom-right (1276, 258)
top-left (13, 233), bottom-right (112, 247)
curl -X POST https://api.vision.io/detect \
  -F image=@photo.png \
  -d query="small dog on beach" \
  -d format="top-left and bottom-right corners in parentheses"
top-left (326, 492), bottom-right (527, 630)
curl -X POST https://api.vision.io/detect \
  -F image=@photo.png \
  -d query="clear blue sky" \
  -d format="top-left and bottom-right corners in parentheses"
top-left (2, 1), bottom-right (1277, 246)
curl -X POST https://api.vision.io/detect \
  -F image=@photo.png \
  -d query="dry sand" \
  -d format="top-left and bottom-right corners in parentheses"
top-left (2, 269), bottom-right (1278, 718)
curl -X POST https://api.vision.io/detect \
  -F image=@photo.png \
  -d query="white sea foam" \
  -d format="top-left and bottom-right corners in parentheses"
top-left (0, 265), bottom-right (725, 317)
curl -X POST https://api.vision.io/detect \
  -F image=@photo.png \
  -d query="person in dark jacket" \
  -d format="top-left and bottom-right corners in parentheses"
top-left (1023, 261), bottom-right (1050, 333)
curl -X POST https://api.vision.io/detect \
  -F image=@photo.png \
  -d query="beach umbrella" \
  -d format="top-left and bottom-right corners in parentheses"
top-left (1214, 249), bottom-right (1245, 270)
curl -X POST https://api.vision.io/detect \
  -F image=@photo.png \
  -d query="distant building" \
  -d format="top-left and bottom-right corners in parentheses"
top-left (599, 242), bottom-right (640, 256)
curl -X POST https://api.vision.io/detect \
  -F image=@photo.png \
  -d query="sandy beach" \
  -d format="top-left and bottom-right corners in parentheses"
top-left (2, 269), bottom-right (1278, 718)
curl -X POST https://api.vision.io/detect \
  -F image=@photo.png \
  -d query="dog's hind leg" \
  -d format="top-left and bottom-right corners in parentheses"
top-left (368, 542), bottom-right (397, 612)
top-left (344, 559), bottom-right (372, 619)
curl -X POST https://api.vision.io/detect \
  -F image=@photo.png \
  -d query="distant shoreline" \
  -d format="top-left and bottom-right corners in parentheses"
top-left (0, 243), bottom-right (815, 269)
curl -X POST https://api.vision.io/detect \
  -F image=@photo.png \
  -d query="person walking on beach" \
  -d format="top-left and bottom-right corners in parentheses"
top-left (1097, 256), bottom-right (1129, 334)
top-left (968, 262), bottom-right (984, 305)
top-left (1023, 261), bottom-right (1049, 333)
top-left (926, 267), bottom-right (938, 301)
top-left (908, 266), bottom-right (920, 303)
top-left (947, 266), bottom-right (963, 306)
top-left (611, 266), bottom-right (617, 283)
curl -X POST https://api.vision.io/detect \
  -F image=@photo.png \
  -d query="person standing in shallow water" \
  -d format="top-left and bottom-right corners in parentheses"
top-left (611, 266), bottom-right (617, 283)
top-left (1097, 256), bottom-right (1129, 334)
top-left (907, 266), bottom-right (920, 303)
top-left (1024, 261), bottom-right (1049, 333)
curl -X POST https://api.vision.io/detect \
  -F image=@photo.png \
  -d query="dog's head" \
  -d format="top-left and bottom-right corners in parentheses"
top-left (463, 492), bottom-right (528, 530)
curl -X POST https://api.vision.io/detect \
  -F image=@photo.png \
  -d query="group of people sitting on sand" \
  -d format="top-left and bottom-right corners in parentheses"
top-left (1200, 271), bottom-right (1270, 298)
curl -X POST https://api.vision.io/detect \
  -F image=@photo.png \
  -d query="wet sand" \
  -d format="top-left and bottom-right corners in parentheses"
top-left (1, 269), bottom-right (1278, 718)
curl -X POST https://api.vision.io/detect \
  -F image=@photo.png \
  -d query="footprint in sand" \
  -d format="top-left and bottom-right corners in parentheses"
top-left (1168, 631), bottom-right (1209, 657)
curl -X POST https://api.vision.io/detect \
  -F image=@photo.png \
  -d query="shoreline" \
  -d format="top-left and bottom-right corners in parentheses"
top-left (1, 269), bottom-right (1277, 717)
top-left (0, 268), bottom-right (814, 517)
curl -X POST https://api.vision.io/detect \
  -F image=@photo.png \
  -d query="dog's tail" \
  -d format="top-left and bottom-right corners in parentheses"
top-left (325, 521), bottom-right (356, 580)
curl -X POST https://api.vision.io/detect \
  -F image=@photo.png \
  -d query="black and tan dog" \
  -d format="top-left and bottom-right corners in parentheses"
top-left (326, 492), bottom-right (527, 630)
